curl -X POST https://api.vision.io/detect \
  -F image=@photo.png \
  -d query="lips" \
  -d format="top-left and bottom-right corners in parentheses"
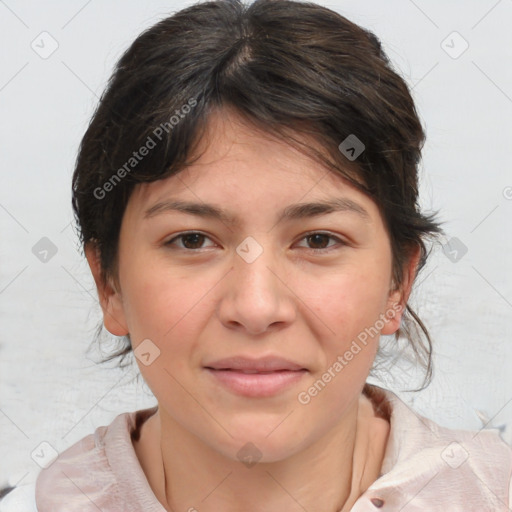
top-left (204, 356), bottom-right (308, 397)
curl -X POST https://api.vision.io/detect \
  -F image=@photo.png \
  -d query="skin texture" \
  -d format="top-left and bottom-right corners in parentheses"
top-left (86, 107), bottom-right (419, 511)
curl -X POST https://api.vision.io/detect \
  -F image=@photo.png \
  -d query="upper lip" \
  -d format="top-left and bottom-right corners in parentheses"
top-left (204, 356), bottom-right (307, 372)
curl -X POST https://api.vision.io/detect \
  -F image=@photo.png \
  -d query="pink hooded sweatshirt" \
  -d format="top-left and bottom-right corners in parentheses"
top-left (29, 384), bottom-right (512, 511)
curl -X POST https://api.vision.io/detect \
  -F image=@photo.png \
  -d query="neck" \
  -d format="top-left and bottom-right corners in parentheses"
top-left (134, 392), bottom-right (389, 512)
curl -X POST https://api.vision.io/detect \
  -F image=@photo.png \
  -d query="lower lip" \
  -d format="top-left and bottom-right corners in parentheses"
top-left (205, 368), bottom-right (307, 397)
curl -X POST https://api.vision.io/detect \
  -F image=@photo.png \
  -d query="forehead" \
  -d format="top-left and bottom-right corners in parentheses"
top-left (126, 106), bottom-right (376, 219)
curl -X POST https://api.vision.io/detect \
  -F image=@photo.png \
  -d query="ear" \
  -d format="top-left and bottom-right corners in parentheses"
top-left (380, 244), bottom-right (421, 335)
top-left (85, 242), bottom-right (129, 336)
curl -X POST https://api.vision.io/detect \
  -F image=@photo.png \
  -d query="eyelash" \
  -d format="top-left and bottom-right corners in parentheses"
top-left (163, 231), bottom-right (347, 253)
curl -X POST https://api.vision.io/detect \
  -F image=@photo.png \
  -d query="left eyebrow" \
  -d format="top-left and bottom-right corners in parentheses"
top-left (143, 197), bottom-right (371, 226)
top-left (277, 198), bottom-right (370, 223)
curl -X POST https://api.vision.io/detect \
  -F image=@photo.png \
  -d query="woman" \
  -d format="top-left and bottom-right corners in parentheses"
top-left (30, 0), bottom-right (512, 509)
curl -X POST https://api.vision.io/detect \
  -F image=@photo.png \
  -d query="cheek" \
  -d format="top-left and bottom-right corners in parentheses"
top-left (293, 270), bottom-right (387, 423)
top-left (122, 267), bottom-right (206, 410)
top-left (303, 265), bottom-right (392, 344)
top-left (121, 264), bottom-right (201, 342)
top-left (119, 264), bottom-right (217, 397)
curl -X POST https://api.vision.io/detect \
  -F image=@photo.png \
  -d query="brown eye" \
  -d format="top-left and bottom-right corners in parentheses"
top-left (306, 233), bottom-right (331, 249)
top-left (181, 233), bottom-right (206, 249)
top-left (165, 232), bottom-right (215, 250)
top-left (296, 232), bottom-right (345, 252)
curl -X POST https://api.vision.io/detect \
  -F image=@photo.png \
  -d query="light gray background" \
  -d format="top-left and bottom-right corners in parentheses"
top-left (1, 0), bottom-right (512, 496)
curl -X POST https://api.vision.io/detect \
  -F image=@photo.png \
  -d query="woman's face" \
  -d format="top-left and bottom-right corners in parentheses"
top-left (89, 108), bottom-right (412, 462)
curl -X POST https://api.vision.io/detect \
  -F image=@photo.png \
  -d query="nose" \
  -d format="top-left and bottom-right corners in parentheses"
top-left (216, 238), bottom-right (296, 336)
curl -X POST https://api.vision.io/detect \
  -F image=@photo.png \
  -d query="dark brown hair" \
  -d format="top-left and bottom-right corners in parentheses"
top-left (72, 0), bottom-right (443, 389)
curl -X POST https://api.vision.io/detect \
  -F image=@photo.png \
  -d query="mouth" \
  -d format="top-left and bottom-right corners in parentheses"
top-left (204, 356), bottom-right (308, 397)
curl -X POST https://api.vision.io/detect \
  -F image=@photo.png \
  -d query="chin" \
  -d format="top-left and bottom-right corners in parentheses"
top-left (214, 424), bottom-right (308, 465)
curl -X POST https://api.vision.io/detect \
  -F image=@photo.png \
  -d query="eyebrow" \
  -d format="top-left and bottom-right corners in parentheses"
top-left (143, 197), bottom-right (370, 225)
